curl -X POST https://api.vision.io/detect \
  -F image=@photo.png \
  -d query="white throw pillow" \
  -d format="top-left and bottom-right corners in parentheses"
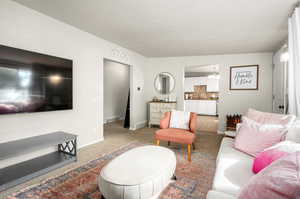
top-left (286, 120), bottom-right (300, 143)
top-left (169, 110), bottom-right (190, 130)
top-left (264, 140), bottom-right (300, 153)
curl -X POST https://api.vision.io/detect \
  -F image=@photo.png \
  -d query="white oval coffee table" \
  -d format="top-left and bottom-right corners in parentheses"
top-left (98, 145), bottom-right (177, 199)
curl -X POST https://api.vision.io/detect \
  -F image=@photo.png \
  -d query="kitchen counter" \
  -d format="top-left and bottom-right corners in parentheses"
top-left (185, 99), bottom-right (218, 101)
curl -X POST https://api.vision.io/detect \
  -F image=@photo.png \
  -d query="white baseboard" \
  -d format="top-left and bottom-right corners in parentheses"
top-left (78, 137), bottom-right (104, 149)
top-left (130, 120), bottom-right (147, 131)
top-left (129, 126), bottom-right (136, 131)
top-left (104, 115), bottom-right (123, 124)
top-left (104, 119), bottom-right (147, 131)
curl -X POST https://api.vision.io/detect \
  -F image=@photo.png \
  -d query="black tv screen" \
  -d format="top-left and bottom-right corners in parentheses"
top-left (0, 45), bottom-right (73, 115)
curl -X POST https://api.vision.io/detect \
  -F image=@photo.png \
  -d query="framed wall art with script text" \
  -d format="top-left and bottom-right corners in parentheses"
top-left (230, 65), bottom-right (259, 90)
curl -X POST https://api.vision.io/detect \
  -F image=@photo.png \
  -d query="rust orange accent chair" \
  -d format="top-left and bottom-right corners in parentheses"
top-left (155, 112), bottom-right (197, 161)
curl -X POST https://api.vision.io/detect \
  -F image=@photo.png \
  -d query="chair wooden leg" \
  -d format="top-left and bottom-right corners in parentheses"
top-left (192, 143), bottom-right (195, 150)
top-left (188, 144), bottom-right (191, 162)
top-left (156, 140), bottom-right (160, 146)
top-left (168, 141), bottom-right (170, 146)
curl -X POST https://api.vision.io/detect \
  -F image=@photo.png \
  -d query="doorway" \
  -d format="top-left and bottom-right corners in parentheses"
top-left (103, 59), bottom-right (130, 132)
top-left (184, 64), bottom-right (220, 133)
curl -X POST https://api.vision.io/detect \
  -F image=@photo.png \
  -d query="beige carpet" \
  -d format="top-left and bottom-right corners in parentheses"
top-left (0, 121), bottom-right (223, 199)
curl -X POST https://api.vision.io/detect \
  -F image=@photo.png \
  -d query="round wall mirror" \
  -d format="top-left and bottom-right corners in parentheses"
top-left (154, 72), bottom-right (175, 94)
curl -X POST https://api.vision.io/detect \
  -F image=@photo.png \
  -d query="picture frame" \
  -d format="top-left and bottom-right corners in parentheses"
top-left (230, 65), bottom-right (259, 90)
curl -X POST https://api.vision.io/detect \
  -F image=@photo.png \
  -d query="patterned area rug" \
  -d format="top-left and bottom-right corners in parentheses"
top-left (6, 142), bottom-right (216, 199)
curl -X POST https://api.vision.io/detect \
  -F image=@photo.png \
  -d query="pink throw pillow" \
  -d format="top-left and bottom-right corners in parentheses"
top-left (246, 108), bottom-right (295, 126)
top-left (252, 149), bottom-right (289, 173)
top-left (238, 152), bottom-right (300, 199)
top-left (234, 117), bottom-right (287, 157)
top-left (253, 141), bottom-right (300, 173)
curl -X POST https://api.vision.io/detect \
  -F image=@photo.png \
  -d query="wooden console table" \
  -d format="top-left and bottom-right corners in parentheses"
top-left (0, 132), bottom-right (77, 191)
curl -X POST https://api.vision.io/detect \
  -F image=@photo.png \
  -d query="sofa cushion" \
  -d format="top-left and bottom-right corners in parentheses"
top-left (206, 190), bottom-right (236, 199)
top-left (234, 117), bottom-right (287, 157)
top-left (265, 140), bottom-right (300, 152)
top-left (253, 140), bottom-right (300, 173)
top-left (286, 120), bottom-right (300, 143)
top-left (252, 149), bottom-right (289, 174)
top-left (238, 152), bottom-right (300, 199)
top-left (246, 108), bottom-right (296, 126)
top-left (213, 138), bottom-right (254, 196)
top-left (155, 128), bottom-right (195, 144)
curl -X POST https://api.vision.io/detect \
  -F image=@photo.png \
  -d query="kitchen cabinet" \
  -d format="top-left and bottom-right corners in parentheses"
top-left (184, 77), bottom-right (208, 92)
top-left (207, 78), bottom-right (219, 92)
top-left (184, 100), bottom-right (217, 116)
top-left (184, 78), bottom-right (194, 92)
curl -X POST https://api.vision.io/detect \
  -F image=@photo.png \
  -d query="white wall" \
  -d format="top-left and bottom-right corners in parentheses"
top-left (104, 60), bottom-right (130, 122)
top-left (0, 0), bottom-right (147, 167)
top-left (146, 53), bottom-right (273, 131)
top-left (0, 0), bottom-right (274, 168)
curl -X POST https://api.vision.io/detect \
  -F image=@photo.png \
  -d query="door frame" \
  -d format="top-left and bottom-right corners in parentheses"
top-left (102, 58), bottom-right (133, 129)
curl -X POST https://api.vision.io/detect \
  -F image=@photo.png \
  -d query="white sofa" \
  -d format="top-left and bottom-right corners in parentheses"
top-left (207, 122), bottom-right (300, 199)
top-left (206, 137), bottom-right (253, 199)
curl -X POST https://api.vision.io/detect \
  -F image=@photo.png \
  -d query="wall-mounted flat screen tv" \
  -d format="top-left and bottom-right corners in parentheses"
top-left (0, 44), bottom-right (73, 115)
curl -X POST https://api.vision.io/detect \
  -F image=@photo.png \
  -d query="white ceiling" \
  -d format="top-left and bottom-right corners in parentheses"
top-left (13, 0), bottom-right (297, 57)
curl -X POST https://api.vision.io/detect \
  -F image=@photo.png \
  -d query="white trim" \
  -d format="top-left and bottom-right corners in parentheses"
top-left (78, 137), bottom-right (104, 149)
top-left (133, 120), bottom-right (148, 130)
top-left (104, 115), bottom-right (123, 124)
top-left (102, 58), bottom-right (134, 133)
top-left (129, 126), bottom-right (136, 131)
